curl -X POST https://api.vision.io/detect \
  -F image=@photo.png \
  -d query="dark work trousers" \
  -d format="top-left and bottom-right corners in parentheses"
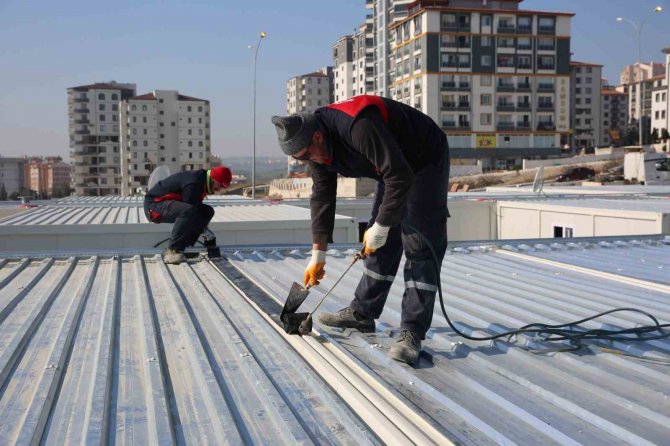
top-left (350, 150), bottom-right (450, 339)
top-left (144, 199), bottom-right (215, 251)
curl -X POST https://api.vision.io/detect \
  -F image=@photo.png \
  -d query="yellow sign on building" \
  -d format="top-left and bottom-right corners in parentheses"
top-left (476, 135), bottom-right (497, 149)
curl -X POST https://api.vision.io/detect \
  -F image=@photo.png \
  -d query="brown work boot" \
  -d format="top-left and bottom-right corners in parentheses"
top-left (317, 307), bottom-right (375, 333)
top-left (163, 248), bottom-right (186, 265)
top-left (388, 330), bottom-right (421, 365)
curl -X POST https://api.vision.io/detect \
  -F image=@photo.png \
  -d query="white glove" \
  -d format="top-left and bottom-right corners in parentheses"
top-left (363, 222), bottom-right (390, 255)
top-left (304, 250), bottom-right (326, 286)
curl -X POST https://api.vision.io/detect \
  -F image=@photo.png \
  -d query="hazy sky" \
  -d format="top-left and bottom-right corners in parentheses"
top-left (1, 0), bottom-right (670, 161)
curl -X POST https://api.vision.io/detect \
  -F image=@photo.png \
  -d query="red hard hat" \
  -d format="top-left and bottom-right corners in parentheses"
top-left (211, 166), bottom-right (232, 188)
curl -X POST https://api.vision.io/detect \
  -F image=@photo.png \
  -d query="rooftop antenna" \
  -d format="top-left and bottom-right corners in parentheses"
top-left (532, 165), bottom-right (546, 197)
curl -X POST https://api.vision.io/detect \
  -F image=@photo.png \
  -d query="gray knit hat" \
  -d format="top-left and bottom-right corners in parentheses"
top-left (271, 113), bottom-right (318, 156)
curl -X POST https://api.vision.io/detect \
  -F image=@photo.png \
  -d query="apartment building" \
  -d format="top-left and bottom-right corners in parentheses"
top-left (601, 87), bottom-right (628, 146)
top-left (388, 0), bottom-right (573, 169)
top-left (332, 21), bottom-right (375, 103)
top-left (570, 62), bottom-right (602, 148)
top-left (626, 74), bottom-right (664, 145)
top-left (649, 48), bottom-right (670, 141)
top-left (26, 157), bottom-right (71, 197)
top-left (119, 90), bottom-right (211, 196)
top-left (286, 68), bottom-right (333, 114)
top-left (285, 68), bottom-right (334, 177)
top-left (0, 156), bottom-right (27, 196)
top-left (367, 0), bottom-right (416, 96)
top-left (620, 62), bottom-right (665, 85)
top-left (67, 82), bottom-right (136, 196)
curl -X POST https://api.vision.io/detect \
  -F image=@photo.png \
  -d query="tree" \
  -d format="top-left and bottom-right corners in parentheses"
top-left (624, 128), bottom-right (638, 146)
top-left (9, 191), bottom-right (19, 201)
top-left (650, 128), bottom-right (659, 144)
top-left (0, 183), bottom-right (6, 201)
top-left (662, 128), bottom-right (670, 142)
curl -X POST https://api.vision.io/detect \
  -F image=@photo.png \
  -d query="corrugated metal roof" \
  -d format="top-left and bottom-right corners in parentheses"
top-left (55, 195), bottom-right (252, 205)
top-left (226, 237), bottom-right (670, 445)
top-left (490, 185), bottom-right (670, 196)
top-left (0, 204), bottom-right (331, 226)
top-left (0, 254), bottom-right (381, 445)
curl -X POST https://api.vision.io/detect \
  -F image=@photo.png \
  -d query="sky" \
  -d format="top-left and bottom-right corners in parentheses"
top-left (1, 0), bottom-right (670, 161)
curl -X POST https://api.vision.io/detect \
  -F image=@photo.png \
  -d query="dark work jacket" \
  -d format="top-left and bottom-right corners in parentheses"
top-left (310, 95), bottom-right (448, 243)
top-left (145, 169), bottom-right (208, 205)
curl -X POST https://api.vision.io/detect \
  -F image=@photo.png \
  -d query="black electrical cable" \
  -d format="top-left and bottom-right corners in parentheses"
top-left (401, 222), bottom-right (670, 350)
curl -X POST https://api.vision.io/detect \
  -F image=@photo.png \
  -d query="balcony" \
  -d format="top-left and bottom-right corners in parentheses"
top-left (517, 25), bottom-right (533, 34)
top-left (458, 82), bottom-right (471, 91)
top-left (72, 97), bottom-right (89, 103)
top-left (517, 44), bottom-right (533, 50)
top-left (443, 121), bottom-right (471, 130)
top-left (74, 119), bottom-right (90, 124)
top-left (517, 121), bottom-right (532, 129)
top-left (538, 103), bottom-right (555, 111)
top-left (497, 103), bottom-right (516, 112)
top-left (538, 25), bottom-right (556, 35)
top-left (497, 83), bottom-right (515, 92)
top-left (517, 63), bottom-right (532, 70)
top-left (516, 102), bottom-right (532, 111)
top-left (538, 45), bottom-right (555, 51)
top-left (517, 83), bottom-right (531, 92)
top-left (497, 25), bottom-right (517, 34)
top-left (73, 108), bottom-right (90, 113)
top-left (441, 82), bottom-right (457, 91)
top-left (537, 123), bottom-right (556, 131)
top-left (538, 84), bottom-right (555, 92)
top-left (74, 129), bottom-right (91, 135)
top-left (496, 122), bottom-right (516, 131)
top-left (538, 64), bottom-right (555, 71)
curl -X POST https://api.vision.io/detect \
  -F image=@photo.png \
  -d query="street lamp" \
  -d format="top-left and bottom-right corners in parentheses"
top-left (252, 31), bottom-right (267, 199)
top-left (617, 6), bottom-right (663, 147)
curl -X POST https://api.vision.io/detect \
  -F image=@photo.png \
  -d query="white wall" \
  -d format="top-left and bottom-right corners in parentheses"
top-left (497, 201), bottom-right (665, 239)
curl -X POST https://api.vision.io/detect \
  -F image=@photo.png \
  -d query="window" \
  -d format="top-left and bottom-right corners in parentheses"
top-left (98, 93), bottom-right (105, 100)
top-left (188, 129), bottom-right (192, 135)
top-left (112, 104), bottom-right (118, 111)
top-left (159, 110), bottom-right (164, 115)
top-left (100, 125), bottom-right (105, 132)
top-left (188, 141), bottom-right (193, 147)
top-left (198, 106), bottom-right (203, 112)
top-left (480, 75), bottom-right (492, 86)
top-left (480, 113), bottom-right (492, 125)
top-left (171, 122), bottom-right (175, 126)
top-left (99, 114), bottom-right (106, 121)
top-left (142, 105), bottom-right (147, 111)
top-left (187, 106), bottom-right (192, 112)
top-left (586, 88), bottom-right (592, 94)
top-left (586, 77), bottom-right (592, 84)
top-left (553, 226), bottom-right (574, 238)
top-left (481, 94), bottom-right (491, 105)
top-left (131, 105), bottom-right (137, 111)
top-left (517, 37), bottom-right (532, 49)
top-left (575, 88), bottom-right (581, 94)
top-left (159, 99), bottom-right (164, 103)
top-left (198, 141), bottom-right (203, 147)
top-left (143, 128), bottom-right (147, 135)
top-left (159, 122), bottom-right (164, 127)
top-left (143, 141), bottom-right (148, 147)
top-left (497, 55), bottom-right (514, 68)
top-left (481, 55), bottom-right (491, 67)
top-left (517, 55), bottom-right (531, 69)
top-left (482, 15), bottom-right (492, 27)
top-left (538, 38), bottom-right (555, 50)
top-left (132, 140), bottom-right (138, 147)
top-left (480, 36), bottom-right (492, 47)
top-left (586, 67), bottom-right (592, 73)
top-left (111, 94), bottom-right (118, 100)
top-left (132, 128), bottom-right (137, 135)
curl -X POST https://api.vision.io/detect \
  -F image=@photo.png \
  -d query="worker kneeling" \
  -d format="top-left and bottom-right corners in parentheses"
top-left (271, 95), bottom-right (450, 365)
top-left (144, 166), bottom-right (232, 264)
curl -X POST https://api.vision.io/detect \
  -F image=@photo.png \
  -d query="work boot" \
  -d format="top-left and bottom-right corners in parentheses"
top-left (163, 248), bottom-right (186, 265)
top-left (317, 307), bottom-right (375, 333)
top-left (388, 330), bottom-right (421, 365)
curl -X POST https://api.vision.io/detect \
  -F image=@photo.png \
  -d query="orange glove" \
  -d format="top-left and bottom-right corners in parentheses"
top-left (303, 250), bottom-right (326, 286)
top-left (363, 222), bottom-right (390, 256)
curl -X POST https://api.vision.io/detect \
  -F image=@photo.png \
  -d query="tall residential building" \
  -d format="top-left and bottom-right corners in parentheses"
top-left (627, 74), bottom-right (663, 145)
top-left (285, 68), bottom-right (334, 177)
top-left (0, 156), bottom-right (27, 196)
top-left (333, 21), bottom-right (375, 103)
top-left (570, 62), bottom-right (603, 148)
top-left (387, 0), bottom-right (573, 169)
top-left (26, 157), bottom-right (71, 197)
top-left (286, 68), bottom-right (333, 114)
top-left (68, 82), bottom-right (136, 196)
top-left (119, 90), bottom-right (211, 196)
top-left (601, 86), bottom-right (628, 146)
top-left (650, 48), bottom-right (670, 139)
top-left (367, 0), bottom-right (415, 96)
top-left (620, 62), bottom-right (665, 85)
